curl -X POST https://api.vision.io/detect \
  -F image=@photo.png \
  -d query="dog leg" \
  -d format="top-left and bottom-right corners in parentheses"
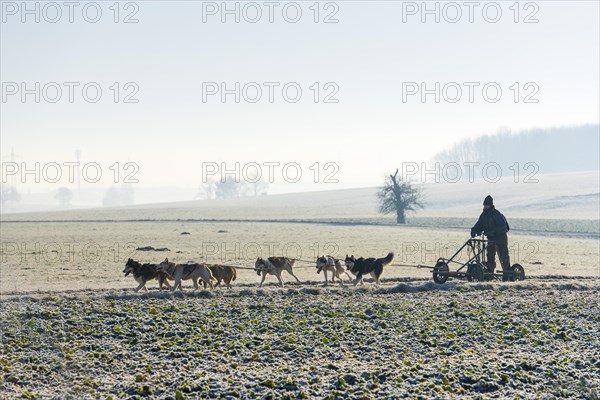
top-left (375, 268), bottom-right (383, 285)
top-left (193, 278), bottom-right (199, 290)
top-left (345, 272), bottom-right (353, 283)
top-left (288, 269), bottom-right (301, 284)
top-left (175, 269), bottom-right (185, 291)
top-left (158, 275), bottom-right (166, 291)
top-left (324, 270), bottom-right (329, 286)
top-left (259, 272), bottom-right (267, 288)
top-left (276, 272), bottom-right (285, 288)
top-left (173, 278), bottom-right (181, 292)
top-left (353, 273), bottom-right (363, 287)
top-left (134, 281), bottom-right (146, 293)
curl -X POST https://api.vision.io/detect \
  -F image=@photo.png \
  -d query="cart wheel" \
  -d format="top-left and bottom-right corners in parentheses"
top-left (467, 263), bottom-right (485, 282)
top-left (509, 264), bottom-right (525, 281)
top-left (432, 261), bottom-right (449, 284)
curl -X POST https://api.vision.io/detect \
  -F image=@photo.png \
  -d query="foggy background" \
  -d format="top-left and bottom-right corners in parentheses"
top-left (1, 1), bottom-right (599, 212)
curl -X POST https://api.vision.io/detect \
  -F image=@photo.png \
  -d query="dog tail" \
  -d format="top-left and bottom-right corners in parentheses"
top-left (232, 266), bottom-right (237, 281)
top-left (206, 266), bottom-right (217, 282)
top-left (380, 252), bottom-right (394, 266)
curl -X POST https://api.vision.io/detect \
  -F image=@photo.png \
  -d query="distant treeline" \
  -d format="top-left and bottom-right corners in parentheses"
top-left (433, 124), bottom-right (599, 178)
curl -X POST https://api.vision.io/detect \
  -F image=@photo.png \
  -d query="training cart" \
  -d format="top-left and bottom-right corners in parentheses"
top-left (419, 237), bottom-right (525, 284)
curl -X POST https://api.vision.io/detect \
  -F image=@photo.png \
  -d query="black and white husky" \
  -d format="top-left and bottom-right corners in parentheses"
top-left (344, 252), bottom-right (394, 286)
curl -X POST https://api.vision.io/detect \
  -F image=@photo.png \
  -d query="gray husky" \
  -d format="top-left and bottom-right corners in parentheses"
top-left (316, 255), bottom-right (353, 285)
top-left (156, 258), bottom-right (215, 291)
top-left (254, 256), bottom-right (301, 288)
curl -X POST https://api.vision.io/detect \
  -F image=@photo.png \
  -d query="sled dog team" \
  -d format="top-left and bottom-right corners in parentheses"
top-left (123, 252), bottom-right (394, 292)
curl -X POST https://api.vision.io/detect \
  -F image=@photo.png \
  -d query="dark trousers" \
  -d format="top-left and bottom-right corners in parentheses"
top-left (486, 234), bottom-right (510, 272)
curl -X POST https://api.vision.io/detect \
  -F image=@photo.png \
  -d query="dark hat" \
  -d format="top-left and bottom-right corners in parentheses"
top-left (483, 195), bottom-right (493, 206)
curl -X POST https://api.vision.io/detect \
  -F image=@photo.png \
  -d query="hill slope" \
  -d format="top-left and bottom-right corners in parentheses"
top-left (2, 171), bottom-right (598, 223)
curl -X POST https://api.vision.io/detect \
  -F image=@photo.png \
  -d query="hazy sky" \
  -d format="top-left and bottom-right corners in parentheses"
top-left (2, 1), bottom-right (599, 195)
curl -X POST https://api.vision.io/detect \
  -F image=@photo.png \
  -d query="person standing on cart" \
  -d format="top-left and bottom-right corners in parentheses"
top-left (470, 195), bottom-right (511, 279)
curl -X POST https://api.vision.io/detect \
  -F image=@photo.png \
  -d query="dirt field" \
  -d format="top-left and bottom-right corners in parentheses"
top-left (0, 220), bottom-right (598, 294)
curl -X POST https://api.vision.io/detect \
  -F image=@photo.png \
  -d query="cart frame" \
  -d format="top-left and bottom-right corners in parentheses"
top-left (420, 237), bottom-right (525, 284)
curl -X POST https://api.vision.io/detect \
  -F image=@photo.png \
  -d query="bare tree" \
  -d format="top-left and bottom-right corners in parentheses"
top-left (55, 187), bottom-right (73, 207)
top-left (215, 177), bottom-right (246, 199)
top-left (245, 170), bottom-right (269, 196)
top-left (102, 185), bottom-right (134, 207)
top-left (196, 179), bottom-right (216, 200)
top-left (120, 183), bottom-right (134, 205)
top-left (102, 186), bottom-right (120, 207)
top-left (0, 185), bottom-right (21, 206)
top-left (377, 169), bottom-right (424, 224)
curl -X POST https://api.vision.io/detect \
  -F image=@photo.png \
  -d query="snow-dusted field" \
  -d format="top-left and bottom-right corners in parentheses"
top-left (1, 279), bottom-right (599, 399)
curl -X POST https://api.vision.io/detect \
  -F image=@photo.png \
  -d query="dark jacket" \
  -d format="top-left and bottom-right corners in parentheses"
top-left (471, 206), bottom-right (510, 238)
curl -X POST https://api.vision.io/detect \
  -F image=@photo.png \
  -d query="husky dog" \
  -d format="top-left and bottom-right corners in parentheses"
top-left (123, 258), bottom-right (172, 292)
top-left (344, 252), bottom-right (394, 286)
top-left (254, 257), bottom-right (301, 288)
top-left (202, 265), bottom-right (237, 289)
top-left (156, 258), bottom-right (215, 291)
top-left (316, 255), bottom-right (353, 285)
